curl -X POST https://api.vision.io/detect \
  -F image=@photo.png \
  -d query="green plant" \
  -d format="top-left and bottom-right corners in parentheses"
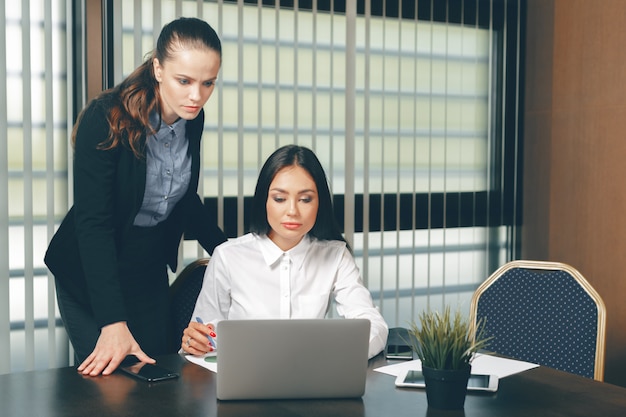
top-left (407, 306), bottom-right (490, 370)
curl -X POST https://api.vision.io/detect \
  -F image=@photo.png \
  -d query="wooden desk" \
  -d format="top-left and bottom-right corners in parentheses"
top-left (2, 353), bottom-right (625, 417)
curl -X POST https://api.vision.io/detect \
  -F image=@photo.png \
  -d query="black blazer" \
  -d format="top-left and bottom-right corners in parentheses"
top-left (45, 95), bottom-right (227, 327)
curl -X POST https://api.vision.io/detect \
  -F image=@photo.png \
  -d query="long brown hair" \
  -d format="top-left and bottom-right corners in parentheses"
top-left (71, 17), bottom-right (222, 158)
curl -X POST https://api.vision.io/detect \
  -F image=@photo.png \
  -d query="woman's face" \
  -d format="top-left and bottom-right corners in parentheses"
top-left (266, 165), bottom-right (319, 251)
top-left (153, 47), bottom-right (221, 125)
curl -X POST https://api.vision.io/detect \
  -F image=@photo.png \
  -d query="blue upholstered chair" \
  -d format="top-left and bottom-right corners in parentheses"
top-left (469, 260), bottom-right (606, 381)
top-left (169, 258), bottom-right (209, 353)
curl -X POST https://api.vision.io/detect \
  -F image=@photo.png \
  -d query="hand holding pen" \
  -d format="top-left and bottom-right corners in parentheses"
top-left (195, 317), bottom-right (217, 350)
top-left (182, 317), bottom-right (217, 354)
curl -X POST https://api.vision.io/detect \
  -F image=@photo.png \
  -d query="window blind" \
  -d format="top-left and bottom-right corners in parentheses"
top-left (116, 0), bottom-right (519, 326)
top-left (1, 0), bottom-right (72, 374)
top-left (1, 0), bottom-right (522, 373)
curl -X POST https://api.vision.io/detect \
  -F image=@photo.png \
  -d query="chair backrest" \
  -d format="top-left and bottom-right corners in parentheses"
top-left (169, 258), bottom-right (209, 353)
top-left (469, 260), bottom-right (606, 381)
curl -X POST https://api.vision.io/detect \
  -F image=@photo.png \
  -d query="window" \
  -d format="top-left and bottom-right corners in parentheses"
top-left (115, 0), bottom-right (521, 327)
top-left (1, 0), bottom-right (522, 373)
top-left (1, 1), bottom-right (72, 374)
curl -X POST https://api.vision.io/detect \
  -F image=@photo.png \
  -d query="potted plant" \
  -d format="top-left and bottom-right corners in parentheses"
top-left (407, 306), bottom-right (490, 410)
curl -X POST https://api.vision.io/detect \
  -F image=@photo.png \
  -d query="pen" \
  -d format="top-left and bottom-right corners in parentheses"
top-left (195, 316), bottom-right (216, 349)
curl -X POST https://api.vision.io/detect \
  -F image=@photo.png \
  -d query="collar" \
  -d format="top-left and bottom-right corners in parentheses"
top-left (149, 111), bottom-right (186, 140)
top-left (256, 234), bottom-right (311, 271)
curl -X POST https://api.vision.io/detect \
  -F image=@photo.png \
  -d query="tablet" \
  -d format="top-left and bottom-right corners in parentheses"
top-left (395, 369), bottom-right (498, 392)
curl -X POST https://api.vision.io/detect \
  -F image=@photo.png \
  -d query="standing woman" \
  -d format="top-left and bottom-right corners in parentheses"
top-left (45, 17), bottom-right (227, 376)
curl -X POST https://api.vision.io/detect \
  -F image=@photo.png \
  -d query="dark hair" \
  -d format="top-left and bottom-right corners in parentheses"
top-left (249, 145), bottom-right (347, 247)
top-left (73, 17), bottom-right (222, 157)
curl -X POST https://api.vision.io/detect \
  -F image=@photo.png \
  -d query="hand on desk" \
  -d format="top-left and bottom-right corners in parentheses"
top-left (182, 320), bottom-right (216, 355)
top-left (77, 321), bottom-right (155, 376)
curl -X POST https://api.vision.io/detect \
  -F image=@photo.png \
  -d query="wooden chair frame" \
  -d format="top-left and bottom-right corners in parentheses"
top-left (469, 260), bottom-right (606, 381)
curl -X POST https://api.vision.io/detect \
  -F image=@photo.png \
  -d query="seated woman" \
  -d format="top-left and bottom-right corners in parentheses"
top-left (181, 144), bottom-right (388, 358)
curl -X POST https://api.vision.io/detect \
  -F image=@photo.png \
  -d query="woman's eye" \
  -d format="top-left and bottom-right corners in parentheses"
top-left (272, 197), bottom-right (285, 203)
top-left (178, 78), bottom-right (189, 85)
top-left (204, 80), bottom-right (215, 87)
top-left (300, 197), bottom-right (312, 203)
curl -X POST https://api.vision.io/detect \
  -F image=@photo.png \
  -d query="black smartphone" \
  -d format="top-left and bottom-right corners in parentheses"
top-left (119, 362), bottom-right (179, 382)
top-left (385, 327), bottom-right (416, 360)
top-left (385, 344), bottom-right (414, 360)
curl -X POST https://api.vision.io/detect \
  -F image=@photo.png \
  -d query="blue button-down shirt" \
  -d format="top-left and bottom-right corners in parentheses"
top-left (134, 113), bottom-right (191, 227)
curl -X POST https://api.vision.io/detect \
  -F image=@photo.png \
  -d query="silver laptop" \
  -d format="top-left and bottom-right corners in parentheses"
top-left (216, 318), bottom-right (370, 400)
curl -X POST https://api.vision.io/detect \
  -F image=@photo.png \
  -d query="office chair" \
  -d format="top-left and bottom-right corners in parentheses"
top-left (169, 258), bottom-right (209, 353)
top-left (469, 260), bottom-right (606, 381)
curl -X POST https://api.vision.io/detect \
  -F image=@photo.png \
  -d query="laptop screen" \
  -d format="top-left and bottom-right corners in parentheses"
top-left (216, 318), bottom-right (371, 400)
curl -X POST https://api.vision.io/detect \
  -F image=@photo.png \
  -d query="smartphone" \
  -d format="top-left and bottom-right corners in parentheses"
top-left (385, 344), bottom-right (414, 360)
top-left (386, 327), bottom-right (416, 360)
top-left (395, 369), bottom-right (499, 392)
top-left (119, 362), bottom-right (179, 383)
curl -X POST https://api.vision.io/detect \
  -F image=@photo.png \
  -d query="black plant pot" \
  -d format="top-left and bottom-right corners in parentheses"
top-left (422, 365), bottom-right (471, 410)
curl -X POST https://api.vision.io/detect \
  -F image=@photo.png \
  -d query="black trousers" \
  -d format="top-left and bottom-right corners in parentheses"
top-left (55, 224), bottom-right (172, 364)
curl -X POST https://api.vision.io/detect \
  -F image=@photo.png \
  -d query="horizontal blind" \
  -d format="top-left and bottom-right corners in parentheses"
top-left (0, 0), bottom-right (521, 374)
top-left (1, 0), bottom-right (72, 374)
top-left (0, 0), bottom-right (10, 375)
top-left (116, 0), bottom-right (518, 326)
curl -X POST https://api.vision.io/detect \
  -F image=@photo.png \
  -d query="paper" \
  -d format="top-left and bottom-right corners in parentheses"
top-left (184, 352), bottom-right (218, 373)
top-left (374, 353), bottom-right (539, 379)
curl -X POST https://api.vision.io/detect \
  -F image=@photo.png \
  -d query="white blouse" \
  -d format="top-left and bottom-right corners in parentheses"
top-left (192, 233), bottom-right (388, 358)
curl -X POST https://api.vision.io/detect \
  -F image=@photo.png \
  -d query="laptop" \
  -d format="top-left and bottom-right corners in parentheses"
top-left (216, 318), bottom-right (371, 400)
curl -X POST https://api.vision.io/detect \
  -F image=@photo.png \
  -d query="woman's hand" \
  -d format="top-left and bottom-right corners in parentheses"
top-left (181, 321), bottom-right (216, 355)
top-left (77, 321), bottom-right (155, 376)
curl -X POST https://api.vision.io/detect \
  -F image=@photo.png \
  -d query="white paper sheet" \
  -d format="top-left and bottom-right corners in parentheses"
top-left (374, 353), bottom-right (539, 379)
top-left (184, 352), bottom-right (218, 373)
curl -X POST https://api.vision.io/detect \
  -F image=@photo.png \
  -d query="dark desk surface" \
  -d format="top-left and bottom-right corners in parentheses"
top-left (2, 353), bottom-right (626, 417)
